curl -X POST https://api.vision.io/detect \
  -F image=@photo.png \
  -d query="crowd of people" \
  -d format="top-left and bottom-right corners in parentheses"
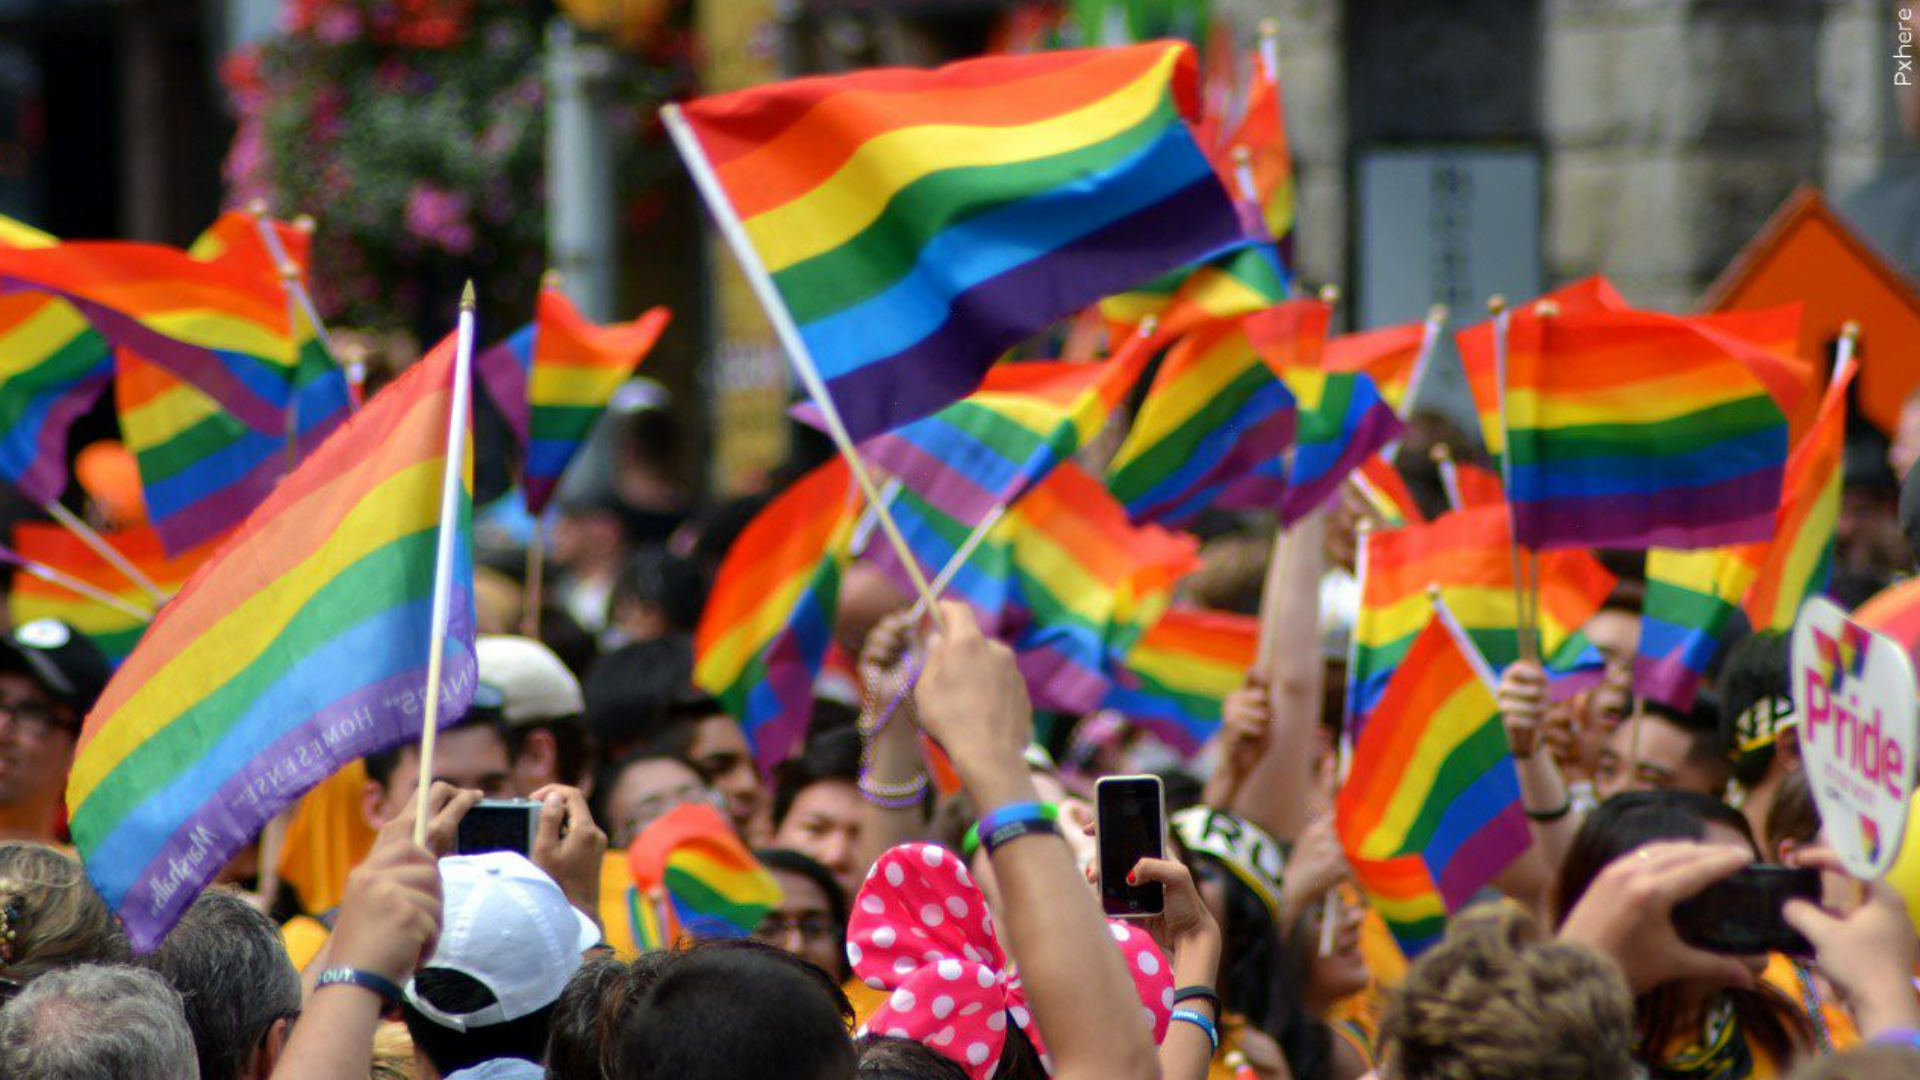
top-left (3, 393), bottom-right (1920, 1080)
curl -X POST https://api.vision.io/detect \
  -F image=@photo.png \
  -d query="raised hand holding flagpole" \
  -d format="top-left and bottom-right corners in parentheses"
top-left (415, 282), bottom-right (478, 845)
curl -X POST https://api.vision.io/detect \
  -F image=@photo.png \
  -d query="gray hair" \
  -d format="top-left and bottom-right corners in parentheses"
top-left (144, 888), bottom-right (303, 1080)
top-left (0, 963), bottom-right (200, 1079)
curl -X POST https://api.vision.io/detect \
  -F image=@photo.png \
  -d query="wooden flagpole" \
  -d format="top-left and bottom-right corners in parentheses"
top-left (1487, 296), bottom-right (1538, 663)
top-left (415, 282), bottom-right (478, 845)
top-left (662, 103), bottom-right (947, 627)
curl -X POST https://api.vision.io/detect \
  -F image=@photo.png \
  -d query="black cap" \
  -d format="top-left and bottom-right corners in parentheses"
top-left (0, 619), bottom-right (111, 715)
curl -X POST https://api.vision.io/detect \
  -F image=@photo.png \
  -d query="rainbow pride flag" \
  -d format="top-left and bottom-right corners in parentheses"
top-left (1336, 602), bottom-right (1531, 956)
top-left (1222, 24), bottom-right (1293, 249)
top-left (1456, 277), bottom-right (1629, 459)
top-left (1325, 318), bottom-right (1433, 416)
top-left (1495, 304), bottom-right (1797, 550)
top-left (1348, 505), bottom-right (1616, 730)
top-left (1276, 364), bottom-right (1404, 525)
top-left (474, 283), bottom-right (671, 513)
top-left (694, 457), bottom-right (860, 772)
top-left (1102, 606), bottom-right (1259, 754)
top-left (854, 339), bottom-right (1152, 527)
top-left (1098, 240), bottom-right (1289, 341)
top-left (0, 219), bottom-right (113, 505)
top-left (67, 334), bottom-right (477, 951)
top-left (628, 803), bottom-right (783, 942)
top-left (1855, 577), bottom-right (1920, 668)
top-left (1104, 315), bottom-right (1300, 526)
top-left (1743, 353), bottom-right (1856, 633)
top-left (1351, 454), bottom-right (1423, 527)
top-left (1636, 545), bottom-right (1765, 710)
top-left (669, 42), bottom-right (1246, 441)
top-left (8, 522), bottom-right (215, 662)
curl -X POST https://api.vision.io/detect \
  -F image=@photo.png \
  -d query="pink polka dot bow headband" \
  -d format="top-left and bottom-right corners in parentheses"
top-left (848, 843), bottom-right (1173, 1080)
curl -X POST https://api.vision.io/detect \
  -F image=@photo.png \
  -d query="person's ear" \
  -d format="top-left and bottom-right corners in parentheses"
top-left (520, 727), bottom-right (558, 776)
top-left (360, 779), bottom-right (389, 834)
top-left (1778, 726), bottom-right (1801, 767)
top-left (251, 1014), bottom-right (294, 1080)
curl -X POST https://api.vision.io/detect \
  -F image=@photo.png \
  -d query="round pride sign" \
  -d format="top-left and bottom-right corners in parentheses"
top-left (1791, 597), bottom-right (1920, 878)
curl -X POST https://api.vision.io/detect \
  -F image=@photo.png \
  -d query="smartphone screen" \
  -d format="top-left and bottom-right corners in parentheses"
top-left (1671, 865), bottom-right (1819, 957)
top-left (1097, 776), bottom-right (1166, 918)
top-left (455, 799), bottom-right (540, 857)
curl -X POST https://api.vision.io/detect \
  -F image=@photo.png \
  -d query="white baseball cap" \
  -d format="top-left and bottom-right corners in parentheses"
top-left (403, 852), bottom-right (599, 1030)
top-left (475, 635), bottom-right (584, 725)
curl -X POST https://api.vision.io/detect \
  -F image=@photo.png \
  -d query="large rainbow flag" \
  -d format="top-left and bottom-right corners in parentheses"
top-left (8, 522), bottom-right (215, 663)
top-left (1336, 602), bottom-right (1531, 956)
top-left (1636, 545), bottom-right (1765, 710)
top-left (1495, 304), bottom-right (1798, 550)
top-left (1743, 352), bottom-right (1857, 633)
top-left (67, 334), bottom-right (477, 951)
top-left (0, 218), bottom-right (113, 505)
top-left (669, 42), bottom-right (1247, 440)
top-left (474, 282), bottom-right (671, 513)
top-left (852, 339), bottom-right (1152, 528)
top-left (1102, 606), bottom-right (1259, 755)
top-left (1103, 314), bottom-right (1299, 526)
top-left (1348, 505), bottom-right (1616, 730)
top-left (694, 457), bottom-right (861, 773)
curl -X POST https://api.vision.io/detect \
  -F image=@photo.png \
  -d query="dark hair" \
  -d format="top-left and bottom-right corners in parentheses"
top-left (1763, 768), bottom-right (1821, 862)
top-left (1634, 695), bottom-right (1731, 780)
top-left (545, 952), bottom-right (675, 1080)
top-left (143, 889), bottom-right (302, 1080)
top-left (588, 752), bottom-right (707, 839)
top-left (402, 968), bottom-right (558, 1075)
top-left (363, 712), bottom-right (511, 790)
top-left (582, 637), bottom-right (695, 759)
top-left (856, 1036), bottom-right (971, 1080)
top-left (755, 848), bottom-right (852, 981)
top-left (1551, 790), bottom-right (1810, 1067)
top-left (612, 547), bottom-right (704, 637)
top-left (505, 719), bottom-right (595, 791)
top-left (535, 603), bottom-right (601, 682)
top-left (613, 939), bottom-right (855, 1080)
top-left (774, 726), bottom-right (863, 828)
top-left (1718, 632), bottom-right (1791, 789)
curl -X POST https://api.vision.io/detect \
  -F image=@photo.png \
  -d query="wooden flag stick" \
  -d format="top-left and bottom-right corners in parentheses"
top-left (1430, 443), bottom-right (1461, 512)
top-left (39, 500), bottom-right (166, 603)
top-left (247, 200), bottom-right (342, 365)
top-left (909, 501), bottom-right (1008, 623)
top-left (1486, 295), bottom-right (1538, 663)
top-left (415, 282), bottom-right (478, 846)
top-left (662, 103), bottom-right (947, 629)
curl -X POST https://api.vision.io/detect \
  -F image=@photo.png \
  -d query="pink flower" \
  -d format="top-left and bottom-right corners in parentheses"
top-left (315, 6), bottom-right (361, 44)
top-left (404, 183), bottom-right (475, 256)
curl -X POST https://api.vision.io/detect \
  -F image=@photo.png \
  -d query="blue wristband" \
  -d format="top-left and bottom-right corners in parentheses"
top-left (1170, 1008), bottom-right (1220, 1053)
top-left (315, 966), bottom-right (404, 1007)
top-left (975, 802), bottom-right (1061, 855)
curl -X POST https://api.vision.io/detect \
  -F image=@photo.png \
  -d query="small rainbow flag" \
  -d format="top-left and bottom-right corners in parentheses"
top-left (628, 802), bottom-right (783, 943)
top-left (1636, 546), bottom-right (1765, 710)
top-left (474, 282), bottom-right (670, 514)
top-left (1848, 578), bottom-right (1920, 669)
top-left (1104, 314), bottom-right (1300, 526)
top-left (8, 522), bottom-right (215, 662)
top-left (1098, 240), bottom-right (1289, 341)
top-left (1457, 277), bottom-right (1629, 459)
top-left (1348, 505), bottom-right (1615, 730)
top-left (1324, 319), bottom-right (1433, 416)
top-left (694, 458), bottom-right (860, 773)
top-left (1496, 304), bottom-right (1798, 550)
top-left (1351, 454), bottom-right (1424, 527)
top-left (1102, 606), bottom-right (1259, 755)
top-left (1336, 601), bottom-right (1531, 956)
top-left (852, 336), bottom-right (1153, 528)
top-left (1276, 364), bottom-right (1404, 525)
top-left (1743, 353), bottom-right (1856, 632)
top-left (1221, 24), bottom-right (1294, 250)
top-left (67, 334), bottom-right (477, 951)
top-left (669, 42), bottom-right (1247, 441)
top-left (0, 218), bottom-right (113, 505)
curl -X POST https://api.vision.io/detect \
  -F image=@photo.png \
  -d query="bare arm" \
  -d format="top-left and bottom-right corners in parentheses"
top-left (1497, 661), bottom-right (1581, 903)
top-left (917, 602), bottom-right (1158, 1080)
top-left (859, 610), bottom-right (931, 854)
top-left (1232, 513), bottom-right (1328, 843)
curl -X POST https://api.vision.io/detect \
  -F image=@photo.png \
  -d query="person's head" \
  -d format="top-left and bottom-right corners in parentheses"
top-left (552, 492), bottom-right (630, 576)
top-left (1295, 886), bottom-right (1369, 1009)
top-left (581, 638), bottom-right (694, 761)
top-left (1763, 768), bottom-right (1823, 865)
top-left (0, 619), bottom-right (109, 836)
top-left (773, 727), bottom-right (867, 894)
top-left (0, 842), bottom-right (129, 988)
top-left (609, 547), bottom-right (703, 644)
top-left (1378, 905), bottom-right (1634, 1080)
top-left (856, 1035), bottom-right (971, 1080)
top-left (753, 847), bottom-right (850, 981)
top-left (598, 752), bottom-right (721, 848)
top-left (1718, 631), bottom-right (1800, 794)
top-left (362, 711), bottom-right (515, 830)
top-left (1594, 697), bottom-right (1731, 803)
top-left (143, 888), bottom-right (302, 1080)
top-left (0, 963), bottom-right (198, 1079)
top-left (669, 693), bottom-right (766, 840)
top-left (477, 634), bottom-right (593, 794)
top-left (402, 852), bottom-right (601, 1077)
top-left (613, 939), bottom-right (856, 1080)
top-left (543, 951), bottom-right (672, 1080)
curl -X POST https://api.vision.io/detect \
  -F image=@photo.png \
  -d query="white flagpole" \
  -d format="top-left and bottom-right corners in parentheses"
top-left (39, 500), bottom-right (166, 603)
top-left (1400, 303), bottom-right (1447, 418)
top-left (661, 103), bottom-right (948, 626)
top-left (0, 548), bottom-right (153, 620)
top-left (414, 282), bottom-right (477, 846)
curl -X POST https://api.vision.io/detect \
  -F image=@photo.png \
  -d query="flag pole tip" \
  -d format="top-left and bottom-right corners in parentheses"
top-left (1231, 144), bottom-right (1253, 164)
top-left (1427, 303), bottom-right (1448, 323)
top-left (1138, 314), bottom-right (1160, 338)
top-left (541, 268), bottom-right (564, 289)
top-left (460, 281), bottom-right (477, 310)
top-left (1534, 300), bottom-right (1561, 318)
top-left (1487, 295), bottom-right (1508, 315)
top-left (291, 214), bottom-right (316, 234)
top-left (1842, 320), bottom-right (1862, 341)
top-left (246, 197), bottom-right (270, 217)
top-left (1424, 584), bottom-right (1443, 603)
top-left (1258, 17), bottom-right (1279, 38)
top-left (1428, 443), bottom-right (1453, 464)
top-left (277, 260), bottom-right (301, 281)
top-left (1317, 283), bottom-right (1341, 305)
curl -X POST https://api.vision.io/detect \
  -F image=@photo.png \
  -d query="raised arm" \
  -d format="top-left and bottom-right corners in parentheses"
top-left (858, 609), bottom-right (932, 854)
top-left (1232, 512), bottom-right (1328, 843)
top-left (917, 602), bottom-right (1158, 1080)
top-left (1497, 659), bottom-right (1581, 904)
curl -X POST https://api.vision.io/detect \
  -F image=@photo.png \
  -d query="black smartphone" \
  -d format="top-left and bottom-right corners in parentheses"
top-left (455, 799), bottom-right (542, 857)
top-left (1097, 775), bottom-right (1166, 918)
top-left (1671, 865), bottom-right (1819, 957)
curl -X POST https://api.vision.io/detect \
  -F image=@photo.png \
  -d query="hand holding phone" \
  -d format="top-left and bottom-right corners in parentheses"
top-left (455, 799), bottom-right (542, 857)
top-left (1671, 865), bottom-right (1819, 957)
top-left (1097, 775), bottom-right (1166, 918)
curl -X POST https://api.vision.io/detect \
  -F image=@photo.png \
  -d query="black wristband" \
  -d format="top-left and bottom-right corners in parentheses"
top-left (1172, 985), bottom-right (1221, 1015)
top-left (1525, 799), bottom-right (1573, 822)
top-left (315, 966), bottom-right (404, 1006)
top-left (979, 815), bottom-right (1061, 855)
